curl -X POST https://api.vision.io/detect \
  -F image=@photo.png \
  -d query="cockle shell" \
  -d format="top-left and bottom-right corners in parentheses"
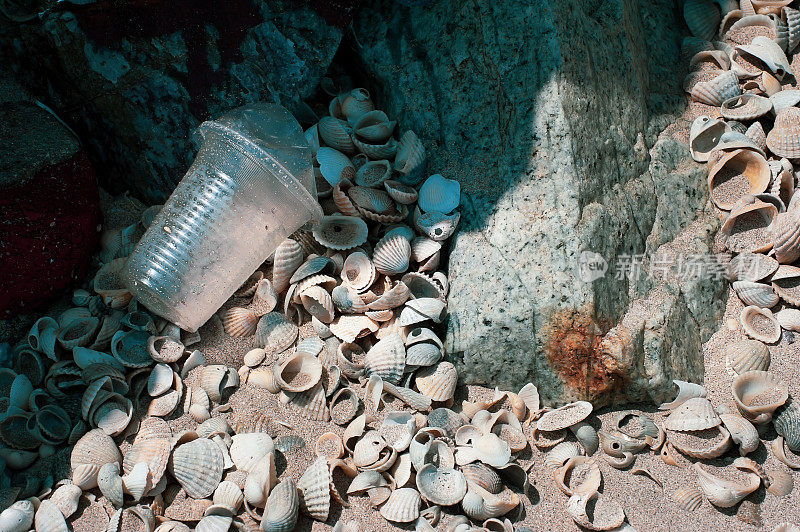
top-left (220, 307), bottom-right (259, 338)
top-left (34, 499), bottom-right (68, 532)
top-left (673, 484), bottom-right (703, 511)
top-left (317, 119), bottom-right (356, 155)
top-left (364, 332), bottom-right (405, 384)
top-left (230, 433), bottom-right (275, 473)
top-left (312, 215), bottom-right (369, 251)
top-left (694, 462), bottom-right (760, 507)
top-left (210, 480), bottom-right (244, 515)
top-left (732, 281), bottom-right (779, 307)
top-left (394, 130), bottom-right (427, 186)
top-left (354, 430), bottom-right (388, 468)
top-left (57, 315), bottom-right (100, 350)
top-left (272, 239), bottom-right (304, 293)
top-left (49, 483), bottom-right (83, 518)
top-left (384, 180), bottom-right (418, 204)
top-left (169, 438), bottom-right (224, 498)
top-left (71, 428), bottom-right (122, 489)
top-left (724, 339), bottom-right (770, 375)
top-left (461, 483), bottom-right (520, 521)
top-left (372, 234), bottom-right (411, 276)
top-left (767, 107), bottom-right (800, 158)
top-left (354, 159), bottom-right (393, 188)
top-left (315, 432), bottom-right (345, 460)
top-left (413, 207), bottom-right (460, 241)
top-left (353, 110), bottom-right (395, 143)
top-left (732, 370), bottom-right (788, 422)
top-left (708, 151), bottom-right (771, 211)
top-left (774, 398), bottom-right (800, 451)
top-left (243, 452), bottom-right (278, 509)
top-left (668, 426), bottom-right (732, 459)
top-left (297, 455), bottom-right (332, 521)
top-left (418, 174), bottom-right (460, 214)
top-left (659, 380), bottom-right (707, 410)
top-left (685, 0), bottom-right (721, 39)
top-left (772, 208), bottom-right (800, 264)
top-left (93, 258), bottom-right (133, 308)
top-left (274, 353), bottom-right (323, 393)
top-left (537, 401), bottom-right (593, 432)
top-left (329, 315), bottom-right (379, 343)
top-left (201, 364), bottom-right (239, 403)
top-left (330, 387), bottom-right (361, 426)
top-left (415, 463), bottom-right (467, 506)
top-left (380, 411), bottom-right (417, 452)
top-left (740, 305), bottom-right (781, 343)
top-left (664, 397), bottom-right (720, 431)
top-left (28, 316), bottom-right (58, 359)
top-left (415, 361), bottom-right (458, 402)
top-left (110, 329), bottom-right (153, 368)
top-left (367, 280), bottom-right (410, 311)
top-left (122, 462), bottom-right (151, 502)
top-left (353, 136), bottom-right (398, 160)
top-left (380, 487), bottom-right (421, 523)
top-left (348, 186), bottom-right (394, 215)
top-left (124, 416), bottom-right (171, 486)
top-left (261, 478), bottom-right (299, 532)
top-left (148, 363), bottom-right (174, 397)
top-left (720, 413), bottom-right (760, 455)
top-left (254, 312), bottom-right (298, 354)
top-left (341, 251), bottom-right (376, 292)
top-left (299, 286), bottom-right (335, 324)
top-left (406, 342), bottom-right (442, 368)
top-left (341, 88), bottom-right (374, 122)
top-left (399, 298), bottom-right (447, 326)
top-left (286, 382), bottom-right (330, 421)
top-left (546, 442), bottom-right (582, 470)
top-left (729, 252), bottom-right (778, 281)
top-left (690, 70), bottom-right (740, 105)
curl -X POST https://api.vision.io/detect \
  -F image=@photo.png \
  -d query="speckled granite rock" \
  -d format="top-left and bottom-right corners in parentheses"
top-left (352, 0), bottom-right (728, 406)
top-left (3, 0), bottom-right (341, 202)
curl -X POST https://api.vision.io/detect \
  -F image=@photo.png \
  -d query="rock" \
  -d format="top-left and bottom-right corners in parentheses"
top-left (3, 0), bottom-right (342, 202)
top-left (352, 0), bottom-right (726, 406)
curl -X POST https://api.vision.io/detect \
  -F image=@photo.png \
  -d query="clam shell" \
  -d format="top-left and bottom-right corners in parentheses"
top-left (220, 307), bottom-right (259, 338)
top-left (732, 370), bottom-right (788, 421)
top-left (354, 430), bottom-right (388, 467)
top-left (272, 239), bottom-right (304, 294)
top-left (774, 398), bottom-right (800, 451)
top-left (201, 365), bottom-right (239, 403)
top-left (399, 298), bottom-right (447, 326)
top-left (28, 316), bottom-right (59, 359)
top-left (416, 463), bottom-right (467, 506)
top-left (212, 480), bottom-right (244, 514)
top-left (413, 207), bottom-right (460, 241)
top-left (664, 397), bottom-right (720, 431)
top-left (720, 413), bottom-right (760, 455)
top-left (247, 366), bottom-right (281, 394)
top-left (312, 215), bottom-right (368, 251)
top-left (566, 493), bottom-right (625, 532)
top-left (709, 151), bottom-right (771, 211)
top-left (771, 209), bottom-right (800, 264)
top-left (317, 119), bottom-right (355, 155)
top-left (34, 499), bottom-right (68, 532)
top-left (738, 35), bottom-right (793, 79)
top-left (729, 251), bottom-right (779, 281)
top-left (459, 463), bottom-right (504, 495)
top-left (364, 332), bottom-right (405, 384)
top-left (341, 251), bottom-right (376, 292)
top-left (71, 428), bottom-right (122, 489)
top-left (381, 380), bottom-right (433, 411)
top-left (768, 107), bottom-right (800, 158)
top-left (732, 280), bottom-right (778, 307)
top-left (415, 361), bottom-right (458, 402)
top-left (261, 478), bottom-right (299, 532)
top-left (315, 432), bottom-right (345, 460)
top-left (124, 416), bottom-right (171, 486)
top-left (354, 159), bottom-right (392, 188)
top-left (341, 88), bottom-right (374, 122)
top-left (147, 336), bottom-right (185, 364)
top-left (371, 235), bottom-right (411, 277)
top-left (537, 401), bottom-right (593, 432)
top-left (668, 426), bottom-right (732, 459)
top-left (110, 330), bottom-right (153, 368)
top-left (690, 70), bottom-right (740, 105)
top-left (418, 174), bottom-right (460, 214)
top-left (380, 487), bottom-right (421, 523)
top-left (348, 186), bottom-right (394, 214)
top-left (50, 483), bottom-right (83, 518)
top-left (93, 258), bottom-right (133, 308)
top-left (694, 462), bottom-right (760, 508)
top-left (384, 180), bottom-right (418, 204)
top-left (746, 122), bottom-right (768, 155)
top-left (297, 455), bottom-right (332, 521)
top-left (230, 433), bottom-right (275, 473)
top-left (300, 285), bottom-right (335, 324)
top-left (569, 421), bottom-right (599, 456)
top-left (721, 93), bottom-right (773, 120)
top-left (354, 110), bottom-right (396, 143)
top-left (353, 136), bottom-right (398, 160)
top-left (740, 305), bottom-right (781, 343)
top-left (122, 461), bottom-right (151, 502)
top-left (274, 353), bottom-right (322, 393)
top-left (685, 0), bottom-right (721, 39)
top-left (546, 442), bottom-right (582, 469)
top-left (169, 438), bottom-right (224, 498)
top-left (456, 433), bottom-right (511, 468)
top-left (380, 411), bottom-right (417, 452)
top-left (406, 342), bottom-right (442, 368)
top-left (394, 130), bottom-right (427, 185)
top-left (254, 313), bottom-right (298, 354)
top-left (148, 364), bottom-right (175, 396)
top-left (724, 339), bottom-right (770, 375)
top-left (329, 387), bottom-right (360, 426)
top-left (766, 466), bottom-right (794, 496)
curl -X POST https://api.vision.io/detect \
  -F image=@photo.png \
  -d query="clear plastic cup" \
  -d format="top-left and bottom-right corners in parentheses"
top-left (123, 103), bottom-right (322, 332)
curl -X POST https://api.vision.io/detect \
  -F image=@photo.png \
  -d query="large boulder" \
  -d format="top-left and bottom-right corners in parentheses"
top-left (2, 0), bottom-right (342, 202)
top-left (352, 0), bottom-right (727, 405)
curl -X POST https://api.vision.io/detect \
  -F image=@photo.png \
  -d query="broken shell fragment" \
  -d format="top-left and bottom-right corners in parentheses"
top-left (732, 370), bottom-right (789, 422)
top-left (694, 462), bottom-right (760, 508)
top-left (537, 401), bottom-right (593, 432)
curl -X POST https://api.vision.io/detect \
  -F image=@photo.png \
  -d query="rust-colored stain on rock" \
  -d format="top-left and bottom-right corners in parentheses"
top-left (542, 307), bottom-right (626, 399)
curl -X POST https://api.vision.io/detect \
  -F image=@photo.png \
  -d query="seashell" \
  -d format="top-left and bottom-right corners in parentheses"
top-left (315, 432), bottom-right (344, 460)
top-left (384, 180), bottom-right (418, 205)
top-left (299, 285), bottom-right (335, 324)
top-left (714, 130), bottom-right (766, 156)
top-left (122, 462), bottom-right (151, 502)
top-left (364, 332), bottom-right (405, 384)
top-left (94, 258), bottom-right (133, 308)
top-left (659, 379), bottom-right (707, 410)
top-left (415, 361), bottom-right (458, 402)
top-left (201, 365), bottom-right (239, 404)
top-left (0, 499), bottom-right (34, 532)
top-left (740, 305), bottom-right (781, 343)
top-left (273, 352), bottom-right (322, 393)
top-left (354, 430), bottom-right (388, 467)
top-left (353, 135), bottom-right (398, 160)
top-left (738, 35), bottom-right (793, 79)
top-left (195, 514), bottom-right (232, 531)
top-left (401, 273), bottom-right (442, 300)
top-left (565, 493), bottom-right (626, 532)
top-left (220, 307), bottom-right (259, 338)
top-left (673, 484), bottom-right (703, 511)
top-left (380, 411), bottom-right (417, 452)
top-left (770, 89), bottom-right (800, 116)
top-left (709, 151), bottom-right (771, 211)
top-left (456, 433), bottom-right (511, 468)
top-left (598, 430), bottom-right (648, 457)
top-left (243, 348), bottom-right (267, 368)
top-left (354, 110), bottom-right (396, 144)
top-left (545, 441), bottom-right (582, 470)
top-left (49, 483), bottom-right (83, 518)
top-left (729, 252), bottom-right (778, 281)
top-left (261, 478), bottom-right (299, 532)
top-left (272, 239), bottom-right (304, 294)
top-left (330, 387), bottom-right (361, 426)
top-left (772, 264), bottom-right (800, 305)
top-left (110, 330), bottom-right (153, 368)
top-left (123, 416), bottom-right (171, 488)
top-left (416, 463), bottom-right (467, 506)
top-left (341, 251), bottom-right (376, 292)
top-left (537, 401), bottom-right (593, 432)
top-left (732, 280), bottom-right (778, 308)
top-left (418, 174), bottom-right (460, 215)
top-left (664, 397), bottom-right (720, 431)
top-left (367, 281), bottom-right (410, 311)
top-left (354, 159), bottom-right (392, 188)
top-left (297, 455), bottom-right (332, 521)
top-left (685, 0), bottom-right (721, 39)
top-left (313, 215), bottom-right (368, 251)
top-left (318, 119), bottom-right (355, 155)
top-left (399, 298), bottom-right (447, 326)
top-left (286, 382), bottom-right (330, 421)
top-left (771, 208), bottom-right (800, 264)
top-left (341, 88), bottom-right (374, 123)
top-left (668, 426), bottom-right (732, 459)
top-left (337, 342), bottom-right (366, 379)
top-left (148, 363), bottom-right (175, 397)
top-left (730, 370), bottom-right (788, 425)
top-left (406, 342), bottom-right (442, 368)
top-left (380, 487), bottom-right (421, 523)
top-left (97, 462), bottom-right (125, 507)
top-left (254, 312), bottom-right (298, 354)
top-left (720, 413), bottom-right (760, 455)
top-left (329, 314), bottom-right (379, 343)
top-left (774, 398), bottom-right (800, 451)
top-left (230, 433), bottom-right (275, 473)
top-left (169, 438), bottom-right (224, 498)
top-left (210, 480), bottom-right (244, 515)
top-left (57, 315), bottom-right (100, 350)
top-left (766, 466), bottom-right (794, 496)
top-left (381, 379), bottom-right (433, 411)
top-left (413, 207), bottom-right (460, 241)
top-left (461, 483), bottom-right (520, 521)
top-left (767, 107), bottom-right (800, 158)
top-left (694, 462), bottom-right (760, 508)
top-left (246, 367), bottom-right (280, 394)
top-left (690, 70), bottom-right (740, 105)
top-left (71, 428), bottom-right (122, 489)
top-left (566, 421), bottom-right (599, 456)
top-left (34, 499), bottom-right (68, 532)
top-left (554, 456), bottom-right (602, 498)
top-left (725, 339), bottom-right (770, 375)
top-left (28, 316), bottom-right (59, 359)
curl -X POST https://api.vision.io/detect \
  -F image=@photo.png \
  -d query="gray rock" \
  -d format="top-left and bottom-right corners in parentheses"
top-left (4, 0), bottom-right (341, 202)
top-left (353, 0), bottom-right (726, 406)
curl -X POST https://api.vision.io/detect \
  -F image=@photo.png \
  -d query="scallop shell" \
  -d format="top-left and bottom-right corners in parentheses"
top-left (317, 119), bottom-right (355, 155)
top-left (732, 370), bottom-right (788, 422)
top-left (254, 313), bottom-right (298, 354)
top-left (709, 151), bottom-right (771, 211)
top-left (34, 499), bottom-right (68, 532)
top-left (729, 252), bottom-right (779, 281)
top-left (364, 332), bottom-right (405, 384)
top-left (380, 487), bottom-right (421, 523)
top-left (664, 397), bottom-right (720, 431)
top-left (413, 207), bottom-right (460, 241)
top-left (767, 107), bottom-right (800, 158)
top-left (169, 438), bottom-right (224, 498)
top-left (272, 239), bottom-right (304, 293)
top-left (71, 428), bottom-right (122, 489)
top-left (312, 215), bottom-right (369, 251)
top-left (297, 455), bottom-right (332, 521)
top-left (537, 401), bottom-right (593, 432)
top-left (725, 339), bottom-right (770, 376)
top-left (384, 180), bottom-right (419, 204)
top-left (124, 416), bottom-right (171, 486)
top-left (690, 70), bottom-right (741, 105)
top-left (740, 305), bottom-right (781, 343)
top-left (685, 0), bottom-right (722, 39)
top-left (774, 398), bottom-right (800, 451)
top-left (262, 478), bottom-right (299, 532)
top-left (418, 174), bottom-right (460, 214)
top-left (94, 258), bottom-right (133, 308)
top-left (399, 298), bottom-right (447, 326)
top-left (732, 280), bottom-right (779, 307)
top-left (415, 361), bottom-right (458, 402)
top-left (694, 462), bottom-right (761, 508)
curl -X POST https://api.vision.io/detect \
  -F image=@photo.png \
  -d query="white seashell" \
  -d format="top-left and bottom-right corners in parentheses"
top-left (261, 478), bottom-right (299, 532)
top-left (777, 308), bottom-right (800, 331)
top-left (738, 35), bottom-right (793, 80)
top-left (537, 401), bottom-right (594, 431)
top-left (767, 107), bottom-right (800, 159)
top-left (275, 352), bottom-right (323, 392)
top-left (34, 499), bottom-right (68, 532)
top-left (286, 382), bottom-right (330, 421)
top-left (212, 480), bottom-right (244, 514)
top-left (416, 463), bottom-right (468, 506)
top-left (0, 500), bottom-right (34, 532)
top-left (461, 483), bottom-right (520, 521)
top-left (690, 117), bottom-right (731, 163)
top-left (148, 364), bottom-right (174, 396)
top-left (413, 207), bottom-right (460, 241)
top-left (169, 438), bottom-right (224, 498)
top-left (456, 433), bottom-right (511, 468)
top-left (566, 493), bottom-right (625, 531)
top-left (123, 416), bottom-right (171, 487)
top-left (690, 70), bottom-right (741, 105)
top-left (399, 298), bottom-right (447, 326)
top-left (244, 452), bottom-right (278, 508)
top-left (664, 397), bottom-right (720, 431)
top-left (740, 305), bottom-right (781, 343)
top-left (724, 339), bottom-right (770, 375)
top-left (373, 234), bottom-right (412, 275)
top-left (720, 413), bottom-right (760, 455)
top-left (341, 251), bottom-right (376, 292)
top-left (254, 312), bottom-right (299, 354)
top-left (364, 332), bottom-right (406, 384)
top-left (380, 487), bottom-right (421, 523)
top-left (329, 314), bottom-right (379, 343)
top-left (220, 307), bottom-right (259, 338)
top-left (297, 455), bottom-right (332, 521)
top-left (380, 411), bottom-right (417, 452)
top-left (733, 370), bottom-right (789, 423)
top-left (230, 433), bottom-right (275, 473)
top-left (49, 483), bottom-right (83, 518)
top-left (415, 361), bottom-right (458, 402)
top-left (546, 441), bottom-right (582, 469)
top-left (418, 174), bottom-right (461, 214)
top-left (694, 462), bottom-right (760, 507)
top-left (313, 215), bottom-right (368, 251)
top-left (732, 280), bottom-right (778, 308)
top-left (659, 380), bottom-right (707, 410)
top-left (272, 239), bottom-right (304, 294)
top-left (71, 428), bottom-right (122, 489)
top-left (98, 462), bottom-right (124, 507)
top-left (122, 462), bottom-right (151, 502)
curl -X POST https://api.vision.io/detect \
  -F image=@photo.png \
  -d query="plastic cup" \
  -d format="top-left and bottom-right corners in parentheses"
top-left (123, 103), bottom-right (322, 332)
